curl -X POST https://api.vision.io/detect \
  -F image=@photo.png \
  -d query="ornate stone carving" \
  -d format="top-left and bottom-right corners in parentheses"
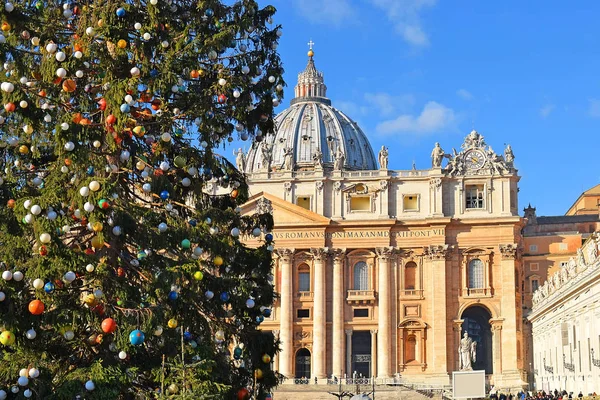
top-left (333, 181), bottom-right (342, 192)
top-left (256, 197), bottom-right (273, 215)
top-left (345, 329), bottom-right (353, 336)
top-left (283, 182), bottom-right (292, 192)
top-left (379, 180), bottom-right (389, 190)
top-left (375, 246), bottom-right (395, 260)
top-left (315, 181), bottom-right (324, 192)
top-left (282, 147), bottom-right (294, 170)
top-left (310, 247), bottom-right (329, 262)
top-left (330, 248), bottom-right (346, 262)
top-left (429, 177), bottom-right (442, 190)
top-left (261, 141), bottom-right (273, 171)
top-left (499, 243), bottom-right (519, 260)
top-left (312, 149), bottom-right (323, 170)
top-left (295, 331), bottom-right (311, 340)
top-left (423, 244), bottom-right (450, 260)
top-left (275, 248), bottom-right (294, 263)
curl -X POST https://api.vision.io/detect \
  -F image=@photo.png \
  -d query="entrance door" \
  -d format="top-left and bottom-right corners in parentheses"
top-left (351, 331), bottom-right (372, 378)
top-left (295, 348), bottom-right (311, 378)
top-left (461, 305), bottom-right (493, 374)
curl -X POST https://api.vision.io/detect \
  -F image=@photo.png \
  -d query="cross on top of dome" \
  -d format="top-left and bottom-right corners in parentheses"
top-left (294, 40), bottom-right (327, 101)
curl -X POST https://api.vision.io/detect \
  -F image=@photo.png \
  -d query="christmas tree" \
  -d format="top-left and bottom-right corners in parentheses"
top-left (0, 0), bottom-right (283, 398)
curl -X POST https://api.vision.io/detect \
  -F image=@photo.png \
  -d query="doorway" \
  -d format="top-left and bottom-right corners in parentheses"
top-left (295, 348), bottom-right (311, 378)
top-left (351, 331), bottom-right (372, 378)
top-left (461, 305), bottom-right (493, 374)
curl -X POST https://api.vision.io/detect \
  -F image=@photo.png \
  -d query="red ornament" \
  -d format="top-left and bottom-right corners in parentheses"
top-left (4, 102), bottom-right (15, 112)
top-left (7, 199), bottom-right (15, 208)
top-left (101, 318), bottom-right (117, 333)
top-left (92, 304), bottom-right (105, 316)
top-left (217, 94), bottom-right (227, 103)
top-left (117, 267), bottom-right (125, 277)
top-left (237, 388), bottom-right (250, 400)
top-left (106, 114), bottom-right (116, 125)
top-left (29, 300), bottom-right (45, 315)
top-left (97, 98), bottom-right (107, 110)
top-left (39, 245), bottom-right (48, 256)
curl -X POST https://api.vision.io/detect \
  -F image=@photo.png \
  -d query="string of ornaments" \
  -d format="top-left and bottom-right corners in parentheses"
top-left (0, 0), bottom-right (283, 398)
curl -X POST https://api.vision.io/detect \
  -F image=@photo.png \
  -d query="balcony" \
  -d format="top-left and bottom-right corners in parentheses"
top-left (296, 291), bottom-right (314, 300)
top-left (346, 289), bottom-right (377, 304)
top-left (400, 289), bottom-right (424, 299)
top-left (462, 287), bottom-right (493, 298)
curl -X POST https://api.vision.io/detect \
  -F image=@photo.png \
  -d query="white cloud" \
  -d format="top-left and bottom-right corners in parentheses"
top-left (363, 92), bottom-right (414, 116)
top-left (376, 101), bottom-right (456, 135)
top-left (334, 100), bottom-right (368, 117)
top-left (369, 0), bottom-right (437, 46)
top-left (539, 104), bottom-right (555, 119)
top-left (589, 99), bottom-right (600, 118)
top-left (456, 89), bottom-right (474, 101)
top-left (292, 0), bottom-right (355, 26)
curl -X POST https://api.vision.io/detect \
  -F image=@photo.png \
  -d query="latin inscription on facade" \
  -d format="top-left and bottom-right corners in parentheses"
top-left (242, 229), bottom-right (445, 241)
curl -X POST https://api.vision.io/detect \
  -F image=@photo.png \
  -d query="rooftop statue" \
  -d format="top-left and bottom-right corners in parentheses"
top-left (378, 145), bottom-right (388, 169)
top-left (431, 142), bottom-right (445, 168)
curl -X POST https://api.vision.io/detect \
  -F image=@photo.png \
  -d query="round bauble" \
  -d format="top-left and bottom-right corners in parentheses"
top-left (193, 271), bottom-right (203, 281)
top-left (262, 354), bottom-right (271, 364)
top-left (39, 232), bottom-right (51, 243)
top-left (28, 368), bottom-right (39, 378)
top-left (17, 376), bottom-right (28, 387)
top-left (23, 389), bottom-right (32, 398)
top-left (44, 282), bottom-right (55, 293)
top-left (89, 181), bottom-right (100, 191)
top-left (0, 291), bottom-right (5, 301)
top-left (246, 299), bottom-right (255, 308)
top-left (85, 380), bottom-right (95, 391)
top-left (254, 368), bottom-right (264, 379)
top-left (129, 329), bottom-right (145, 345)
top-left (214, 256), bottom-right (223, 266)
top-left (130, 67), bottom-right (140, 77)
top-left (181, 239), bottom-right (191, 249)
top-left (12, 271), bottom-right (23, 281)
top-left (205, 290), bottom-right (214, 299)
top-left (231, 227), bottom-right (240, 237)
top-left (237, 388), bottom-right (250, 400)
top-left (101, 318), bottom-right (117, 333)
top-left (167, 318), bottom-right (178, 329)
top-left (118, 351), bottom-right (127, 360)
top-left (64, 330), bottom-right (75, 340)
top-left (29, 299), bottom-right (45, 315)
top-left (63, 271), bottom-right (76, 283)
top-left (154, 326), bottom-right (163, 336)
top-left (0, 331), bottom-right (15, 346)
top-left (26, 329), bottom-right (37, 340)
top-left (2, 271), bottom-right (12, 281)
top-left (32, 278), bottom-right (44, 289)
top-left (158, 222), bottom-right (167, 232)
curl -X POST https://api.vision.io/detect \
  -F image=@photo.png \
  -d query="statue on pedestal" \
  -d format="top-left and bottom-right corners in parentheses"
top-left (504, 144), bottom-right (515, 165)
top-left (282, 147), bottom-right (294, 170)
top-left (313, 149), bottom-right (323, 169)
top-left (378, 145), bottom-right (389, 169)
top-left (333, 147), bottom-right (345, 171)
top-left (260, 141), bottom-right (273, 171)
top-left (431, 142), bottom-right (445, 168)
top-left (234, 148), bottom-right (246, 172)
top-left (458, 332), bottom-right (476, 371)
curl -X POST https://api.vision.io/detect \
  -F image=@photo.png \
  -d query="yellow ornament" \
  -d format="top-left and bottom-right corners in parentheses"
top-left (0, 330), bottom-right (15, 346)
top-left (254, 368), bottom-right (263, 379)
top-left (92, 222), bottom-right (103, 232)
top-left (117, 39), bottom-right (127, 49)
top-left (213, 256), bottom-right (223, 266)
top-left (19, 145), bottom-right (29, 154)
top-left (193, 271), bottom-right (204, 281)
top-left (1, 22), bottom-right (11, 32)
top-left (97, 19), bottom-right (103, 27)
top-left (133, 126), bottom-right (145, 137)
top-left (168, 318), bottom-right (178, 329)
top-left (83, 293), bottom-right (98, 307)
top-left (262, 354), bottom-right (271, 364)
top-left (91, 236), bottom-right (104, 249)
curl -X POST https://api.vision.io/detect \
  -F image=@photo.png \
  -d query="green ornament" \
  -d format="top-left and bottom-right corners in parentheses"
top-left (174, 155), bottom-right (186, 168)
top-left (181, 239), bottom-right (191, 249)
top-left (35, 1), bottom-right (42, 9)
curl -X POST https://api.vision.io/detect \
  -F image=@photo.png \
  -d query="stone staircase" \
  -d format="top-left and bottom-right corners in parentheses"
top-left (272, 384), bottom-right (446, 400)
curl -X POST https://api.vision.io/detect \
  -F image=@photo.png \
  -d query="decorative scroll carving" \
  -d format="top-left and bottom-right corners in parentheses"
top-left (256, 197), bottom-right (273, 215)
top-left (283, 182), bottom-right (292, 192)
top-left (315, 181), bottom-right (324, 192)
top-left (310, 247), bottom-right (329, 262)
top-left (429, 177), bottom-right (442, 190)
top-left (295, 331), bottom-right (311, 340)
top-left (499, 243), bottom-right (519, 260)
top-left (375, 246), bottom-right (395, 260)
top-left (333, 181), bottom-right (342, 192)
top-left (330, 248), bottom-right (346, 263)
top-left (423, 244), bottom-right (450, 260)
top-left (275, 248), bottom-right (294, 263)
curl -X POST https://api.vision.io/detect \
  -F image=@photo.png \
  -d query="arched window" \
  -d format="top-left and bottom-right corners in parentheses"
top-left (353, 261), bottom-right (368, 290)
top-left (298, 264), bottom-right (310, 292)
top-left (405, 334), bottom-right (417, 362)
top-left (404, 262), bottom-right (417, 290)
top-left (468, 258), bottom-right (484, 289)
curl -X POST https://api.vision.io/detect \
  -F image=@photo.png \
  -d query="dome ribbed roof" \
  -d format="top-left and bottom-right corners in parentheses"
top-left (245, 50), bottom-right (377, 173)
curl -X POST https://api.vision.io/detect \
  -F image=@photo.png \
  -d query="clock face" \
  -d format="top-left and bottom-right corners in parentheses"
top-left (465, 149), bottom-right (486, 170)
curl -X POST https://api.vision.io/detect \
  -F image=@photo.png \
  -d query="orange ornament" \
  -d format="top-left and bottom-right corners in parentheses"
top-left (190, 70), bottom-right (199, 79)
top-left (231, 189), bottom-right (239, 199)
top-left (74, 43), bottom-right (83, 52)
top-left (38, 89), bottom-right (47, 97)
top-left (7, 199), bottom-right (15, 208)
top-left (105, 114), bottom-right (116, 125)
top-left (79, 118), bottom-right (91, 126)
top-left (72, 113), bottom-right (82, 124)
top-left (64, 158), bottom-right (72, 166)
top-left (151, 99), bottom-right (162, 110)
top-left (4, 103), bottom-right (15, 112)
top-left (62, 79), bottom-right (76, 92)
top-left (29, 300), bottom-right (45, 315)
top-left (39, 245), bottom-right (48, 256)
top-left (117, 39), bottom-right (127, 49)
top-left (1, 22), bottom-right (11, 32)
top-left (101, 318), bottom-right (117, 333)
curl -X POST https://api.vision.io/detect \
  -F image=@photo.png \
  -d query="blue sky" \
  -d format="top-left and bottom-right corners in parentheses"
top-left (228, 0), bottom-right (600, 216)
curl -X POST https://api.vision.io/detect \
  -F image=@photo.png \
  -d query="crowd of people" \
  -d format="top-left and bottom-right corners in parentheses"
top-left (490, 390), bottom-right (597, 400)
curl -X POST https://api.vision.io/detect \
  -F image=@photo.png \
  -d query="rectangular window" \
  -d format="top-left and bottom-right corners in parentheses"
top-left (530, 263), bottom-right (539, 272)
top-left (350, 196), bottom-right (371, 212)
top-left (297, 309), bottom-right (310, 319)
top-left (529, 244), bottom-right (538, 253)
top-left (353, 308), bottom-right (369, 318)
top-left (403, 195), bottom-right (419, 211)
top-left (298, 272), bottom-right (310, 292)
top-left (559, 243), bottom-right (568, 251)
top-left (531, 279), bottom-right (539, 292)
top-left (296, 196), bottom-right (311, 210)
top-left (465, 185), bottom-right (485, 209)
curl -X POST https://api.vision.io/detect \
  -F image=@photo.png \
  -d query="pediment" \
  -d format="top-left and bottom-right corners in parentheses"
top-left (241, 192), bottom-right (331, 226)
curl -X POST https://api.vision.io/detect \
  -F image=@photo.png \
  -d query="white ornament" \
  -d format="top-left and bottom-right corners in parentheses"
top-left (161, 132), bottom-right (172, 142)
top-left (45, 42), bottom-right (57, 53)
top-left (75, 70), bottom-right (83, 78)
top-left (74, 51), bottom-right (83, 59)
top-left (5, 2), bottom-right (14, 12)
top-left (12, 271), bottom-right (23, 281)
top-left (83, 202), bottom-right (94, 212)
top-left (26, 329), bottom-right (36, 339)
top-left (93, 140), bottom-right (101, 148)
top-left (30, 205), bottom-right (41, 215)
top-left (130, 67), bottom-right (140, 77)
top-left (63, 271), bottom-right (76, 283)
top-left (24, 214), bottom-right (33, 224)
top-left (19, 100), bottom-right (28, 108)
top-left (134, 22), bottom-right (142, 30)
top-left (218, 78), bottom-right (227, 86)
top-left (181, 177), bottom-right (191, 187)
top-left (33, 279), bottom-right (44, 289)
top-left (154, 326), bottom-right (163, 336)
top-left (86, 264), bottom-right (95, 272)
top-left (89, 181), bottom-right (100, 191)
top-left (120, 150), bottom-right (130, 161)
top-left (142, 183), bottom-right (151, 193)
top-left (39, 233), bottom-right (51, 243)
top-left (56, 67), bottom-right (67, 78)
top-left (64, 141), bottom-right (75, 151)
top-left (119, 351), bottom-right (127, 359)
top-left (23, 389), bottom-right (32, 398)
top-left (143, 32), bottom-right (151, 40)
top-left (85, 26), bottom-right (94, 35)
top-left (28, 368), bottom-right (39, 378)
top-left (31, 37), bottom-right (40, 46)
top-left (124, 94), bottom-right (133, 104)
top-left (24, 199), bottom-right (32, 209)
top-left (159, 161), bottom-right (170, 171)
top-left (268, 76), bottom-right (276, 83)
top-left (79, 186), bottom-right (90, 197)
top-left (64, 330), bottom-right (75, 340)
top-left (19, 369), bottom-right (28, 377)
top-left (55, 51), bottom-right (66, 62)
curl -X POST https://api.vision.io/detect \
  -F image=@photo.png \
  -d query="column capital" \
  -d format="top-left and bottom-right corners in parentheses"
top-left (345, 329), bottom-right (353, 336)
top-left (330, 248), bottom-right (346, 262)
top-left (275, 248), bottom-right (295, 262)
top-left (452, 319), bottom-right (464, 332)
top-left (310, 247), bottom-right (329, 261)
top-left (499, 243), bottom-right (520, 260)
top-left (423, 244), bottom-right (451, 260)
top-left (375, 246), bottom-right (395, 260)
top-left (489, 318), bottom-right (504, 331)
top-left (370, 329), bottom-right (378, 335)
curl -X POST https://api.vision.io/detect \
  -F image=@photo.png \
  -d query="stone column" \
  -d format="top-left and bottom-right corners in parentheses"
top-left (331, 248), bottom-right (346, 378)
top-left (311, 247), bottom-right (329, 379)
top-left (426, 245), bottom-right (450, 378)
top-left (452, 320), bottom-right (464, 371)
top-left (346, 329), bottom-right (353, 377)
top-left (276, 248), bottom-right (294, 378)
top-left (490, 318), bottom-right (504, 381)
top-left (499, 245), bottom-right (519, 376)
top-left (376, 247), bottom-right (394, 378)
top-left (371, 329), bottom-right (378, 378)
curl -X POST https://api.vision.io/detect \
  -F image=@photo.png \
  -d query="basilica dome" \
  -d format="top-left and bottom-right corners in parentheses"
top-left (244, 50), bottom-right (377, 173)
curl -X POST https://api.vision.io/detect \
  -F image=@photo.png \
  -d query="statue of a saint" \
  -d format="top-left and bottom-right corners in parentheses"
top-left (552, 272), bottom-right (560, 289)
top-left (261, 142), bottom-right (273, 171)
top-left (333, 148), bottom-right (345, 171)
top-left (577, 248), bottom-right (586, 270)
top-left (234, 148), bottom-right (246, 172)
top-left (313, 149), bottom-right (323, 169)
top-left (587, 240), bottom-right (598, 263)
top-left (458, 332), bottom-right (476, 371)
top-left (431, 142), bottom-right (445, 168)
top-left (378, 146), bottom-right (389, 169)
top-left (282, 147), bottom-right (294, 170)
top-left (504, 144), bottom-right (515, 165)
top-left (567, 257), bottom-right (577, 276)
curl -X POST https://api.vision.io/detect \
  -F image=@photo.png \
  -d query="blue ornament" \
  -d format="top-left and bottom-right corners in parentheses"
top-left (168, 291), bottom-right (178, 301)
top-left (129, 329), bottom-right (145, 345)
top-left (116, 7), bottom-right (126, 17)
top-left (233, 346), bottom-right (243, 359)
top-left (205, 8), bottom-right (214, 17)
top-left (256, 315), bottom-right (264, 324)
top-left (160, 190), bottom-right (169, 200)
top-left (86, 166), bottom-right (94, 175)
top-left (220, 292), bottom-right (230, 302)
top-left (265, 233), bottom-right (273, 242)
top-left (120, 103), bottom-right (130, 113)
top-left (188, 219), bottom-right (197, 227)
top-left (183, 331), bottom-right (193, 341)
top-left (137, 250), bottom-right (147, 260)
top-left (202, 167), bottom-right (211, 176)
top-left (262, 308), bottom-right (271, 318)
top-left (150, 69), bottom-right (159, 78)
top-left (206, 111), bottom-right (214, 118)
top-left (44, 282), bottom-right (55, 293)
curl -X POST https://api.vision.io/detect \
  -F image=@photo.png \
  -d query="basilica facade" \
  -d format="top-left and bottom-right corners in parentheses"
top-left (240, 50), bottom-right (527, 390)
